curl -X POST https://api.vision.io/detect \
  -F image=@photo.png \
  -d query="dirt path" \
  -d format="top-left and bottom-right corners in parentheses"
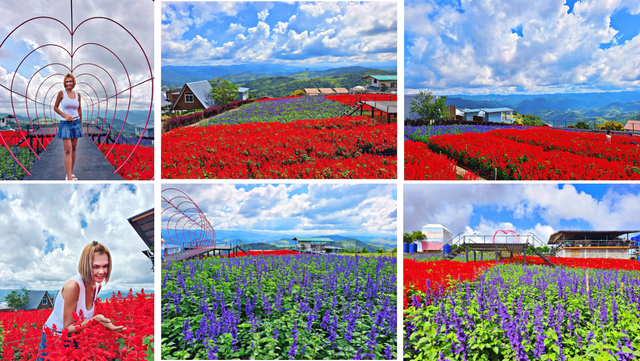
top-left (456, 165), bottom-right (487, 180)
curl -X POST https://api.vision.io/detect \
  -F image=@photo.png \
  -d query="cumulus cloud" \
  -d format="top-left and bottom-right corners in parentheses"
top-left (162, 184), bottom-right (397, 236)
top-left (405, 0), bottom-right (640, 93)
top-left (0, 184), bottom-right (154, 294)
top-left (162, 1), bottom-right (397, 66)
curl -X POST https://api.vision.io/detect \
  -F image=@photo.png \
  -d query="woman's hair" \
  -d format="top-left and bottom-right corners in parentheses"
top-left (78, 241), bottom-right (111, 285)
top-left (63, 73), bottom-right (76, 88)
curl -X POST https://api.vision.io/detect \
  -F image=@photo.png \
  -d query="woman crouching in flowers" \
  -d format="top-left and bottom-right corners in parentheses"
top-left (37, 241), bottom-right (125, 360)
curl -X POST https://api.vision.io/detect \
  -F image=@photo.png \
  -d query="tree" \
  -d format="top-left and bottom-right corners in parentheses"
top-left (380, 83), bottom-right (389, 93)
top-left (409, 90), bottom-right (448, 122)
top-left (575, 121), bottom-right (590, 129)
top-left (5, 287), bottom-right (29, 311)
top-left (208, 78), bottom-right (239, 107)
top-left (403, 230), bottom-right (424, 243)
top-left (290, 90), bottom-right (306, 97)
top-left (376, 248), bottom-right (384, 253)
top-left (391, 248), bottom-right (397, 253)
top-left (598, 121), bottom-right (624, 131)
top-left (361, 247), bottom-right (369, 254)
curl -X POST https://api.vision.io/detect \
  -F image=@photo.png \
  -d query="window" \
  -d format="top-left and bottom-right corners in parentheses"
top-left (42, 298), bottom-right (47, 305)
top-left (373, 79), bottom-right (378, 84)
top-left (185, 93), bottom-right (194, 103)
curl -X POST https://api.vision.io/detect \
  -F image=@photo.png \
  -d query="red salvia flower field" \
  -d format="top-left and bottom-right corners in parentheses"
top-left (101, 145), bottom-right (154, 181)
top-left (162, 116), bottom-right (397, 179)
top-left (0, 290), bottom-right (153, 361)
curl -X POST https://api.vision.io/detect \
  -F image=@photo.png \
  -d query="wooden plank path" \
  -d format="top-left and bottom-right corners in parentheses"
top-left (23, 137), bottom-right (122, 181)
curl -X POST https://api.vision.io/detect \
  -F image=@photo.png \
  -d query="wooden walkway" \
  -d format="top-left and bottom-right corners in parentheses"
top-left (23, 137), bottom-right (122, 181)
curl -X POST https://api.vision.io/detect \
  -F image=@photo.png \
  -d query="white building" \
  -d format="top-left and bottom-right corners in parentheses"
top-left (419, 223), bottom-right (453, 252)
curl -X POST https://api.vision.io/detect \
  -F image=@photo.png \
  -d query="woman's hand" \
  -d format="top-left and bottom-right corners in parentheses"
top-left (64, 114), bottom-right (73, 122)
top-left (93, 314), bottom-right (126, 332)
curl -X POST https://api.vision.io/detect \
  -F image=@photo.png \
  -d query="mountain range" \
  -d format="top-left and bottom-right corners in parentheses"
top-left (161, 65), bottom-right (398, 98)
top-left (161, 229), bottom-right (397, 252)
top-left (442, 91), bottom-right (640, 126)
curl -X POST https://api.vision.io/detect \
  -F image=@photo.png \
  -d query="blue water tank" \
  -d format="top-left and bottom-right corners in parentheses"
top-left (443, 244), bottom-right (452, 255)
top-left (403, 243), bottom-right (410, 254)
top-left (409, 243), bottom-right (417, 254)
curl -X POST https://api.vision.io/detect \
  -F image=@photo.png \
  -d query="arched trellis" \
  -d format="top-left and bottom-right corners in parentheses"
top-left (493, 229), bottom-right (521, 244)
top-left (0, 0), bottom-right (153, 179)
top-left (161, 188), bottom-right (217, 262)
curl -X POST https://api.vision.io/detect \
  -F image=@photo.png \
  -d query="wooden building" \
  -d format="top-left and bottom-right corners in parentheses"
top-left (549, 230), bottom-right (640, 259)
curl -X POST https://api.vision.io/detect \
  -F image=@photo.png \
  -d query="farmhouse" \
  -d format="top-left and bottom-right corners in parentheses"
top-left (22, 290), bottom-right (54, 311)
top-left (169, 80), bottom-right (250, 111)
top-left (482, 108), bottom-right (515, 123)
top-left (293, 237), bottom-right (341, 254)
top-left (361, 75), bottom-right (397, 93)
top-left (1, 114), bottom-right (15, 130)
top-left (134, 124), bottom-right (154, 139)
top-left (548, 230), bottom-right (640, 259)
top-left (460, 108), bottom-right (482, 121)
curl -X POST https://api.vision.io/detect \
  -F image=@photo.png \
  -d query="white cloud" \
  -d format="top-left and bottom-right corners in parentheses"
top-left (299, 2), bottom-right (342, 17)
top-left (226, 23), bottom-right (246, 35)
top-left (258, 9), bottom-right (269, 21)
top-left (0, 184), bottom-right (154, 294)
top-left (162, 184), bottom-right (397, 236)
top-left (405, 0), bottom-right (640, 93)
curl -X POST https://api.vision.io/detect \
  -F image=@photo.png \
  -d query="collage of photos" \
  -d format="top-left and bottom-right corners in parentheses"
top-left (0, 0), bottom-right (639, 360)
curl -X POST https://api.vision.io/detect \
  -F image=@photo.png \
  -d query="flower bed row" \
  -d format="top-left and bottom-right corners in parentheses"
top-left (490, 128), bottom-right (640, 166)
top-left (198, 96), bottom-right (346, 126)
top-left (162, 99), bottom-right (256, 132)
top-left (101, 144), bottom-right (154, 180)
top-left (405, 140), bottom-right (480, 180)
top-left (428, 132), bottom-right (640, 180)
top-left (404, 125), bottom-right (535, 141)
top-left (0, 290), bottom-right (153, 361)
top-left (162, 116), bottom-right (396, 179)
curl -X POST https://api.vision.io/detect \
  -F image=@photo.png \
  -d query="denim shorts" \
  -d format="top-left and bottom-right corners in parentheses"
top-left (57, 117), bottom-right (83, 139)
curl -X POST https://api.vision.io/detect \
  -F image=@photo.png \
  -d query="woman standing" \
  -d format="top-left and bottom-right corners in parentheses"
top-left (53, 73), bottom-right (83, 181)
top-left (37, 241), bottom-right (124, 360)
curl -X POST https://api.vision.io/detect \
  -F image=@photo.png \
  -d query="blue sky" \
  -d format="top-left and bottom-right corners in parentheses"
top-left (162, 184), bottom-right (397, 238)
top-left (0, 184), bottom-right (154, 294)
top-left (0, 0), bottom-right (154, 113)
top-left (162, 1), bottom-right (397, 67)
top-left (404, 184), bottom-right (640, 242)
top-left (405, 0), bottom-right (640, 94)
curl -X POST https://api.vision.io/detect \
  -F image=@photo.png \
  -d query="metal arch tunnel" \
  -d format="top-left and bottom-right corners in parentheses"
top-left (0, 0), bottom-right (154, 180)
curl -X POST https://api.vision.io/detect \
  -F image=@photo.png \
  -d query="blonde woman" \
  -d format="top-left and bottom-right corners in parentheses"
top-left (37, 241), bottom-right (125, 360)
top-left (53, 73), bottom-right (83, 181)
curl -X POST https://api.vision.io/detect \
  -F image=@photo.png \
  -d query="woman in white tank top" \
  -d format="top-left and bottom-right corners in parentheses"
top-left (37, 241), bottom-right (125, 360)
top-left (53, 73), bottom-right (83, 181)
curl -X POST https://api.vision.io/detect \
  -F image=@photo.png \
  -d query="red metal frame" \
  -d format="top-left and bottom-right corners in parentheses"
top-left (0, 0), bottom-right (154, 179)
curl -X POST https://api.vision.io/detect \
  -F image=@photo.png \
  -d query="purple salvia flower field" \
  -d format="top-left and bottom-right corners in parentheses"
top-left (405, 264), bottom-right (640, 360)
top-left (162, 254), bottom-right (397, 360)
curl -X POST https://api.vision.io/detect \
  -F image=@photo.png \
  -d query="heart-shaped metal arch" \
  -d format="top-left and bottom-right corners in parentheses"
top-left (493, 229), bottom-right (522, 244)
top-left (161, 188), bottom-right (217, 262)
top-left (0, 0), bottom-right (153, 179)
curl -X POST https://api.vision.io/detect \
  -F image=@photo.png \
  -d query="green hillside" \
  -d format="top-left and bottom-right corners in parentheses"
top-left (245, 69), bottom-right (394, 98)
top-left (221, 73), bottom-right (270, 83)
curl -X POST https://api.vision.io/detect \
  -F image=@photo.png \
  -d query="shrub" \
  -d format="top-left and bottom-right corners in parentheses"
top-left (598, 120), bottom-right (624, 131)
top-left (575, 121), bottom-right (590, 129)
top-left (290, 90), bottom-right (306, 97)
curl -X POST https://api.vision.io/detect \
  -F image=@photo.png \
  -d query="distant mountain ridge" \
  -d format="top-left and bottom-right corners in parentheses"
top-left (443, 91), bottom-right (640, 126)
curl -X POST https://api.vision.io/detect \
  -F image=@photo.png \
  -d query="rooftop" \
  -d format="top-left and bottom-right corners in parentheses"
top-left (481, 107), bottom-right (514, 113)
top-left (293, 237), bottom-right (334, 243)
top-left (549, 230), bottom-right (640, 244)
top-left (362, 75), bottom-right (397, 81)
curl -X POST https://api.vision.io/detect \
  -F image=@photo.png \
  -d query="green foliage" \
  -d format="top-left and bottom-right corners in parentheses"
top-left (5, 287), bottom-right (30, 310)
top-left (409, 90), bottom-right (448, 122)
top-left (0, 321), bottom-right (3, 354)
top-left (143, 335), bottom-right (154, 361)
top-left (574, 121), bottom-right (590, 129)
top-left (517, 114), bottom-right (545, 126)
top-left (361, 247), bottom-right (369, 253)
top-left (381, 83), bottom-right (389, 93)
top-left (289, 90), bottom-right (306, 97)
top-left (208, 78), bottom-right (239, 106)
top-left (1, 146), bottom-right (38, 180)
top-left (567, 124), bottom-right (577, 129)
top-left (403, 230), bottom-right (425, 244)
top-left (162, 256), bottom-right (396, 359)
top-left (376, 248), bottom-right (384, 253)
